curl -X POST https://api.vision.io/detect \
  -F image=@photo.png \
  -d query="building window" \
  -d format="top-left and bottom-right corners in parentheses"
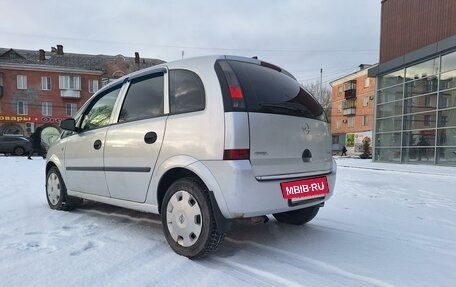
top-left (363, 96), bottom-right (369, 106)
top-left (364, 78), bottom-right (370, 88)
top-left (42, 77), bottom-right (52, 90)
top-left (347, 117), bottom-right (355, 128)
top-left (17, 75), bottom-right (27, 89)
top-left (66, 103), bottom-right (77, 117)
top-left (17, 101), bottom-right (28, 115)
top-left (338, 86), bottom-right (343, 97)
top-left (439, 96), bottom-right (449, 108)
top-left (424, 95), bottom-right (432, 107)
top-left (439, 115), bottom-right (448, 127)
top-left (336, 120), bottom-right (341, 129)
top-left (337, 103), bottom-right (342, 113)
top-left (42, 102), bottom-right (52, 116)
top-left (424, 115), bottom-right (431, 126)
top-left (363, 115), bottom-right (369, 126)
top-left (89, 79), bottom-right (99, 93)
top-left (59, 75), bottom-right (81, 90)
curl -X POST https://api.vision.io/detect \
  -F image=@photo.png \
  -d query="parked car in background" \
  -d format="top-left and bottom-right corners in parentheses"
top-left (0, 135), bottom-right (32, 156)
top-left (45, 55), bottom-right (337, 258)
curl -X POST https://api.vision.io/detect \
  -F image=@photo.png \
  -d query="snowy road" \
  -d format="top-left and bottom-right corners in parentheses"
top-left (1, 157), bottom-right (455, 287)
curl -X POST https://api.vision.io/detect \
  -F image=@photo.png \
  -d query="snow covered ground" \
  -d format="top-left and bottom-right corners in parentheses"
top-left (1, 156), bottom-right (455, 287)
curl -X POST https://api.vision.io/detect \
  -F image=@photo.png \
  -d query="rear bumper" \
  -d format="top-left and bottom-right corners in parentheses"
top-left (200, 158), bottom-right (336, 218)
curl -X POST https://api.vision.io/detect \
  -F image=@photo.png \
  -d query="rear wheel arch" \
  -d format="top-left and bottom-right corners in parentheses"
top-left (157, 167), bottom-right (231, 234)
top-left (157, 168), bottom-right (201, 214)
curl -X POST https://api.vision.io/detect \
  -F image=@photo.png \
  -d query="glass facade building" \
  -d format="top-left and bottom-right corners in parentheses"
top-left (374, 50), bottom-right (456, 166)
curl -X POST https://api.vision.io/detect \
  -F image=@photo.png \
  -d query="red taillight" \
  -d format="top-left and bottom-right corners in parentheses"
top-left (229, 85), bottom-right (243, 99)
top-left (223, 149), bottom-right (250, 160)
top-left (218, 60), bottom-right (246, 110)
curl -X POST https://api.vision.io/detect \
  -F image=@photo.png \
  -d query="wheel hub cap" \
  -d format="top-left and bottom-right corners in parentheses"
top-left (166, 190), bottom-right (202, 247)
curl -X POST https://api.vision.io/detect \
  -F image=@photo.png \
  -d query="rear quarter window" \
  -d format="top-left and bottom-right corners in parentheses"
top-left (169, 69), bottom-right (205, 114)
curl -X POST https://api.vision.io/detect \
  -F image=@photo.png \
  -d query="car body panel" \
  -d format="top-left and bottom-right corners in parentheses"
top-left (249, 113), bottom-right (332, 177)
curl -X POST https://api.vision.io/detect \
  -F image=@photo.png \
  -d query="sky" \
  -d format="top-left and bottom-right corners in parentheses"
top-left (1, 0), bottom-right (381, 86)
top-left (1, 156), bottom-right (455, 286)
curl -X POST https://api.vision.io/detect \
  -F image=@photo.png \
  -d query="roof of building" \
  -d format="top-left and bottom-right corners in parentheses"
top-left (329, 63), bottom-right (378, 87)
top-left (0, 46), bottom-right (165, 76)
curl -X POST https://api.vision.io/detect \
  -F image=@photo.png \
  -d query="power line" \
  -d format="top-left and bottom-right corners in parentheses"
top-left (1, 31), bottom-right (379, 54)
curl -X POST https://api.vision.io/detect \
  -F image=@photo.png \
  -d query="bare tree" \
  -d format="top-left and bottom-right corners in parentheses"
top-left (302, 81), bottom-right (332, 121)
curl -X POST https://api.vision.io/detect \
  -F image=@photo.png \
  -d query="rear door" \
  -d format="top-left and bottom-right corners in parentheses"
top-left (225, 60), bottom-right (332, 178)
top-left (104, 70), bottom-right (167, 202)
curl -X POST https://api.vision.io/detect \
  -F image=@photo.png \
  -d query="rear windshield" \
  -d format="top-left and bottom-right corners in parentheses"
top-left (219, 60), bottom-right (327, 122)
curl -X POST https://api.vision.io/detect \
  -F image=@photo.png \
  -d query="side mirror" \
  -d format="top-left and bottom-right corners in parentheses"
top-left (60, 118), bottom-right (77, 131)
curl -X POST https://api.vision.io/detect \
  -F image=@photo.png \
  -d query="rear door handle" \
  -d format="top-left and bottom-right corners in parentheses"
top-left (94, 139), bottom-right (102, 150)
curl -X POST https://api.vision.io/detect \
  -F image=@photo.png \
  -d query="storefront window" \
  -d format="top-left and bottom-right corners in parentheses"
top-left (437, 128), bottom-right (456, 146)
top-left (438, 108), bottom-right (456, 127)
top-left (402, 130), bottom-right (435, 147)
top-left (377, 100), bottom-right (403, 118)
top-left (375, 50), bottom-right (456, 165)
top-left (403, 93), bottom-right (437, 114)
top-left (377, 85), bottom-right (403, 103)
top-left (441, 51), bottom-right (456, 74)
top-left (439, 71), bottom-right (456, 90)
top-left (403, 111), bottom-right (436, 130)
top-left (405, 58), bottom-right (439, 82)
top-left (376, 132), bottom-right (401, 147)
top-left (374, 148), bottom-right (401, 162)
top-left (377, 69), bottom-right (404, 89)
top-left (376, 116), bottom-right (402, 132)
top-left (404, 76), bottom-right (438, 97)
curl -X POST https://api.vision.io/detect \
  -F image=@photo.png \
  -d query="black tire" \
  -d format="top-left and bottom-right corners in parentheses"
top-left (161, 177), bottom-right (224, 259)
top-left (273, 205), bottom-right (320, 226)
top-left (13, 146), bottom-right (25, 156)
top-left (46, 166), bottom-right (75, 211)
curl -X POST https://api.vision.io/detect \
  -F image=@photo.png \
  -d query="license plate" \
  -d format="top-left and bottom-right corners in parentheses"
top-left (280, 177), bottom-right (329, 201)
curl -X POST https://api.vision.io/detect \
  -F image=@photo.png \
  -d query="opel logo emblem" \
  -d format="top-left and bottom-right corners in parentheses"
top-left (178, 214), bottom-right (185, 224)
top-left (302, 123), bottom-right (310, 134)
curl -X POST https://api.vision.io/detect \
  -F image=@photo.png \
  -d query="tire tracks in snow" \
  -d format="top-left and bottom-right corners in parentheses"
top-left (211, 237), bottom-right (396, 287)
top-left (315, 219), bottom-right (456, 257)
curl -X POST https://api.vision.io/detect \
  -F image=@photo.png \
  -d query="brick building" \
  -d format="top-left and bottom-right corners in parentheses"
top-left (330, 64), bottom-right (376, 156)
top-left (368, 0), bottom-right (456, 166)
top-left (0, 45), bottom-right (163, 145)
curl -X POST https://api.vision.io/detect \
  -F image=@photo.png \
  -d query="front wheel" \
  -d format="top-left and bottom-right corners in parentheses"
top-left (161, 178), bottom-right (224, 259)
top-left (273, 205), bottom-right (320, 225)
top-left (46, 166), bottom-right (74, 211)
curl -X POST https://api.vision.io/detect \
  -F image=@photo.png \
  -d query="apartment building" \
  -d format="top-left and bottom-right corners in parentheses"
top-left (330, 64), bottom-right (376, 156)
top-left (0, 45), bottom-right (163, 145)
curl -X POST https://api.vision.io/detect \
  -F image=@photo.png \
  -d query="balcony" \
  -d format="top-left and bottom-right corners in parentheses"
top-left (343, 98), bottom-right (356, 116)
top-left (60, 89), bottom-right (80, 98)
top-left (343, 108), bottom-right (356, 116)
top-left (344, 80), bottom-right (357, 99)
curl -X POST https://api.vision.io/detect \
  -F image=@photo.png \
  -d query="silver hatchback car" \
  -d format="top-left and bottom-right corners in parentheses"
top-left (46, 55), bottom-right (336, 258)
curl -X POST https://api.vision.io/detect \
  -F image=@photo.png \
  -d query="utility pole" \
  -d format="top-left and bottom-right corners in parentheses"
top-left (320, 68), bottom-right (323, 98)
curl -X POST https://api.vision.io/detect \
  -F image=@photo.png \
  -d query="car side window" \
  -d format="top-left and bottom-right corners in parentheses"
top-left (80, 86), bottom-right (122, 131)
top-left (118, 73), bottom-right (164, 122)
top-left (169, 69), bottom-right (205, 114)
